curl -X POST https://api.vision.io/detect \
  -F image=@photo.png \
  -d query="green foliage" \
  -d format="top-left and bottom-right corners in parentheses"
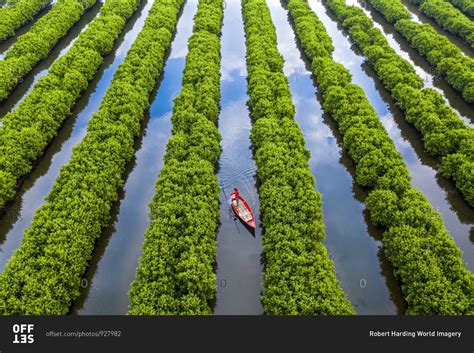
top-left (0, 0), bottom-right (183, 315)
top-left (288, 0), bottom-right (334, 59)
top-left (441, 148), bottom-right (474, 206)
top-left (244, 0), bottom-right (354, 315)
top-left (0, 0), bottom-right (97, 102)
top-left (367, 0), bottom-right (411, 23)
top-left (128, 0), bottom-right (223, 315)
top-left (0, 0), bottom-right (50, 41)
top-left (0, 0), bottom-right (139, 212)
top-left (447, 0), bottom-right (474, 18)
top-left (289, 0), bottom-right (473, 314)
top-left (410, 0), bottom-right (474, 48)
top-left (366, 0), bottom-right (474, 103)
top-left (324, 0), bottom-right (473, 207)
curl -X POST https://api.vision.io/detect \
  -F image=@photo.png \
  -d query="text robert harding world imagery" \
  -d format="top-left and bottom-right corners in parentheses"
top-left (370, 330), bottom-right (462, 339)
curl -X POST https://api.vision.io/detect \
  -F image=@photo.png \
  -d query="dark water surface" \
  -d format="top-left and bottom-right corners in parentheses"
top-left (268, 0), bottom-right (404, 314)
top-left (0, 0), bottom-right (153, 273)
top-left (72, 0), bottom-right (198, 315)
top-left (214, 0), bottom-right (264, 315)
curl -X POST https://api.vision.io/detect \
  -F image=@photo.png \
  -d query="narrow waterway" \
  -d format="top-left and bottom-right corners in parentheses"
top-left (0, 0), bottom-right (153, 273)
top-left (214, 0), bottom-right (263, 315)
top-left (0, 1), bottom-right (103, 120)
top-left (400, 0), bottom-right (474, 59)
top-left (346, 0), bottom-right (474, 126)
top-left (72, 0), bottom-right (198, 315)
top-left (309, 0), bottom-right (474, 270)
top-left (0, 2), bottom-right (53, 55)
top-left (268, 0), bottom-right (403, 314)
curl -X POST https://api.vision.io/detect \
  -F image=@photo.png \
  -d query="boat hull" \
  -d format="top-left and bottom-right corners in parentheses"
top-left (230, 191), bottom-right (256, 229)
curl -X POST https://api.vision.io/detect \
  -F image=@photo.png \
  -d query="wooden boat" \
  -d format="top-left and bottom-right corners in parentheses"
top-left (230, 188), bottom-right (256, 229)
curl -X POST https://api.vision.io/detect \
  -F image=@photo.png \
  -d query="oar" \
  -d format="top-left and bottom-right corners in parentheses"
top-left (220, 185), bottom-right (228, 199)
top-left (220, 185), bottom-right (233, 221)
top-left (232, 216), bottom-right (241, 234)
top-left (222, 184), bottom-right (241, 232)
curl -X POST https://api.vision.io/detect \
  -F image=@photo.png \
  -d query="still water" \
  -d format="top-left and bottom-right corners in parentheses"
top-left (268, 0), bottom-right (404, 314)
top-left (214, 0), bottom-right (264, 315)
top-left (73, 0), bottom-right (198, 314)
top-left (312, 0), bottom-right (473, 271)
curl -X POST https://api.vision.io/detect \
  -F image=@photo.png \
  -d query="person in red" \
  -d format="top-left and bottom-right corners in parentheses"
top-left (233, 188), bottom-right (240, 205)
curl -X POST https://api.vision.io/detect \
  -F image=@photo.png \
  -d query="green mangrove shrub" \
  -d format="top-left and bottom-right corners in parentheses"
top-left (0, 0), bottom-right (140, 211)
top-left (128, 0), bottom-right (223, 315)
top-left (324, 0), bottom-right (474, 207)
top-left (408, 0), bottom-right (474, 48)
top-left (0, 0), bottom-right (184, 315)
top-left (243, 0), bottom-right (355, 315)
top-left (0, 0), bottom-right (98, 102)
top-left (286, 0), bottom-right (473, 314)
top-left (0, 0), bottom-right (50, 41)
top-left (366, 0), bottom-right (474, 103)
top-left (447, 0), bottom-right (474, 18)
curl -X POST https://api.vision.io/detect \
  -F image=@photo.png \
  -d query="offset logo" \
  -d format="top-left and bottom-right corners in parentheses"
top-left (12, 324), bottom-right (34, 344)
